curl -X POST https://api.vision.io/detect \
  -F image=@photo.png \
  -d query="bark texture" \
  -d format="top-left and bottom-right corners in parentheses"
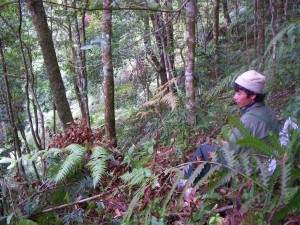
top-left (27, 0), bottom-right (73, 129)
top-left (102, 0), bottom-right (117, 147)
top-left (222, 0), bottom-right (231, 31)
top-left (185, 0), bottom-right (196, 126)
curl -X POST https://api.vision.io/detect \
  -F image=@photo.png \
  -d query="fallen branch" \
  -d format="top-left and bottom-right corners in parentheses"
top-left (166, 205), bottom-right (234, 217)
top-left (36, 194), bottom-right (102, 214)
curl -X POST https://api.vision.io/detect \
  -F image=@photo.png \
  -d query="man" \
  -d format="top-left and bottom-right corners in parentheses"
top-left (184, 70), bottom-right (279, 180)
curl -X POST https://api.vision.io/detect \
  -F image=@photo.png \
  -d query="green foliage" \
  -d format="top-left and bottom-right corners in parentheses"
top-left (46, 144), bottom-right (110, 188)
top-left (50, 144), bottom-right (87, 183)
top-left (86, 146), bottom-right (109, 187)
top-left (120, 168), bottom-right (153, 187)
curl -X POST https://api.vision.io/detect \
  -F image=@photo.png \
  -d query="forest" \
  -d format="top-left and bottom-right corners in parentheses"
top-left (0, 0), bottom-right (299, 224)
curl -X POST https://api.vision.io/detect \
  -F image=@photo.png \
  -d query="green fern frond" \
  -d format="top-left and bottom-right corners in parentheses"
top-left (45, 148), bottom-right (63, 156)
top-left (228, 114), bottom-right (251, 138)
top-left (221, 147), bottom-right (236, 168)
top-left (194, 165), bottom-right (219, 190)
top-left (239, 152), bottom-right (252, 176)
top-left (52, 144), bottom-right (87, 183)
top-left (280, 155), bottom-right (292, 202)
top-left (237, 136), bottom-right (278, 159)
top-left (255, 157), bottom-right (271, 187)
top-left (220, 125), bottom-right (233, 143)
top-left (207, 170), bottom-right (234, 193)
top-left (121, 168), bottom-right (152, 187)
top-left (271, 189), bottom-right (300, 225)
top-left (123, 186), bottom-right (145, 222)
top-left (268, 132), bottom-right (284, 156)
top-left (204, 73), bottom-right (236, 102)
top-left (28, 150), bottom-right (46, 163)
top-left (178, 162), bottom-right (206, 203)
top-left (86, 146), bottom-right (109, 187)
top-left (265, 23), bottom-right (300, 56)
top-left (161, 169), bottom-right (182, 216)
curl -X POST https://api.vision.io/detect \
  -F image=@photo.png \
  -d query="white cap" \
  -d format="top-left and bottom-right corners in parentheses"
top-left (235, 70), bottom-right (266, 94)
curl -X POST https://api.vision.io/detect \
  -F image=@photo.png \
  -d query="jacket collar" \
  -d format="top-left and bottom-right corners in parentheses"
top-left (241, 102), bottom-right (265, 115)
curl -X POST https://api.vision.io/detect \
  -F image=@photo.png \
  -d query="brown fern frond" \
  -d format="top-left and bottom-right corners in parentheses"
top-left (141, 77), bottom-right (178, 110)
top-left (161, 92), bottom-right (178, 111)
top-left (142, 98), bottom-right (160, 108)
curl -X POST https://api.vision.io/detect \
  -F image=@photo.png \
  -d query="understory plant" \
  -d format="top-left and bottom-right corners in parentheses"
top-left (120, 115), bottom-right (299, 224)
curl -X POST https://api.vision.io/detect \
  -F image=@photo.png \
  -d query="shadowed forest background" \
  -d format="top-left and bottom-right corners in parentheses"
top-left (0, 0), bottom-right (299, 224)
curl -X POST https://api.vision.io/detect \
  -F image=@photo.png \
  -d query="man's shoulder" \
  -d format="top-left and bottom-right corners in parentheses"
top-left (241, 103), bottom-right (277, 124)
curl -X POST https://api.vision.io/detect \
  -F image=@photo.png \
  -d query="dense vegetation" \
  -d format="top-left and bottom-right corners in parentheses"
top-left (0, 0), bottom-right (299, 224)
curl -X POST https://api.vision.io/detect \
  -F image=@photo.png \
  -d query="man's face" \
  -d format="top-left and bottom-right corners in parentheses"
top-left (234, 90), bottom-right (256, 109)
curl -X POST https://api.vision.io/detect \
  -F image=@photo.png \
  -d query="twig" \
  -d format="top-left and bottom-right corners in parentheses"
top-left (36, 194), bottom-right (102, 214)
top-left (166, 205), bottom-right (234, 217)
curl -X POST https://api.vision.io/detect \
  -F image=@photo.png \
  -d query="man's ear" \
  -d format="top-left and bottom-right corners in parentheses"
top-left (251, 94), bottom-right (257, 100)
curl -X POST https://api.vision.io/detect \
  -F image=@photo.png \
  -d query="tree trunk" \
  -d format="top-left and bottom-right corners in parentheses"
top-left (73, 0), bottom-right (90, 127)
top-left (222, 0), bottom-right (231, 31)
top-left (0, 41), bottom-right (25, 175)
top-left (257, 0), bottom-right (265, 58)
top-left (16, 2), bottom-right (43, 150)
top-left (213, 0), bottom-right (220, 77)
top-left (150, 14), bottom-right (168, 86)
top-left (185, 0), bottom-right (196, 126)
top-left (165, 0), bottom-right (175, 75)
top-left (27, 0), bottom-right (73, 130)
top-left (102, 0), bottom-right (117, 147)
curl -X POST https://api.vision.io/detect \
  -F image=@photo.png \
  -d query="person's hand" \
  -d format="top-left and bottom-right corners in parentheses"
top-left (221, 139), bottom-right (228, 145)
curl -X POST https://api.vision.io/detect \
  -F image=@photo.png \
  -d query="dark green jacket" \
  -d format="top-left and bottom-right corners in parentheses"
top-left (229, 102), bottom-right (279, 155)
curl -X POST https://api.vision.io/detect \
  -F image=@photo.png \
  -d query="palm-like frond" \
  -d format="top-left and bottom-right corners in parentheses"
top-left (51, 144), bottom-right (87, 183)
top-left (86, 146), bottom-right (109, 187)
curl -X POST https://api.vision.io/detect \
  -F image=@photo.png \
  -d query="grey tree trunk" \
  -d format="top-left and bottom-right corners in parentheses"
top-left (27, 0), bottom-right (73, 130)
top-left (185, 0), bottom-right (196, 126)
top-left (102, 0), bottom-right (117, 147)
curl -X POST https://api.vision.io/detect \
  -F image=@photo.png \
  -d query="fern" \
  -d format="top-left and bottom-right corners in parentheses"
top-left (161, 169), bottom-right (182, 216)
top-left (141, 78), bottom-right (178, 111)
top-left (237, 136), bottom-right (278, 159)
top-left (86, 146), bottom-right (109, 187)
top-left (51, 144), bottom-right (87, 183)
top-left (120, 168), bottom-right (152, 187)
top-left (228, 114), bottom-right (251, 138)
top-left (160, 92), bottom-right (178, 111)
top-left (264, 23), bottom-right (300, 57)
top-left (239, 152), bottom-right (252, 176)
top-left (271, 189), bottom-right (300, 225)
top-left (194, 165), bottom-right (219, 190)
top-left (280, 155), bottom-right (292, 202)
top-left (123, 186), bottom-right (145, 222)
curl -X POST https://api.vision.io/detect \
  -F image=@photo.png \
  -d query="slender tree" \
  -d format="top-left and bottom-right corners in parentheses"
top-left (102, 0), bottom-right (117, 147)
top-left (222, 0), bottom-right (231, 31)
top-left (256, 0), bottom-right (265, 58)
top-left (0, 40), bottom-right (25, 175)
top-left (185, 0), bottom-right (196, 126)
top-left (27, 0), bottom-right (73, 129)
top-left (150, 13), bottom-right (168, 86)
top-left (213, 0), bottom-right (220, 77)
